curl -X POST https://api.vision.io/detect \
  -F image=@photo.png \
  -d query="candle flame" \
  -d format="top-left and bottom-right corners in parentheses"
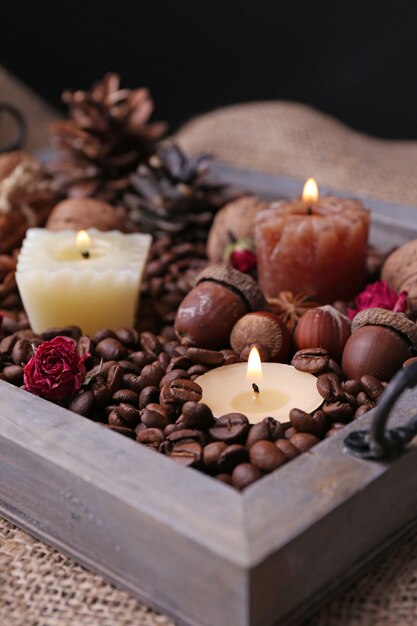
top-left (247, 346), bottom-right (263, 383)
top-left (302, 177), bottom-right (319, 204)
top-left (76, 230), bottom-right (91, 252)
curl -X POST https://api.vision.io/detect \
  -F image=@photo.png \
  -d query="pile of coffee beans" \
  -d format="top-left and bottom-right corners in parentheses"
top-left (0, 316), bottom-right (386, 490)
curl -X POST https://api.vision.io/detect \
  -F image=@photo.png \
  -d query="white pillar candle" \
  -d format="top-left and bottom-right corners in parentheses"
top-left (196, 348), bottom-right (322, 423)
top-left (16, 228), bottom-right (152, 335)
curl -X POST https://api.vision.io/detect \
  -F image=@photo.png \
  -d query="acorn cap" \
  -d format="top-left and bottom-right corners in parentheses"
top-left (196, 264), bottom-right (266, 312)
top-left (351, 307), bottom-right (417, 347)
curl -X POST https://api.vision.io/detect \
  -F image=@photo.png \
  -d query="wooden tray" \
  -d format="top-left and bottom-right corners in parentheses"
top-left (1, 163), bottom-right (417, 626)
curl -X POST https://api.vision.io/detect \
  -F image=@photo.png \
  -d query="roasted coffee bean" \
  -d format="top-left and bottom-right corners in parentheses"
top-left (113, 389), bottom-right (139, 406)
top-left (184, 347), bottom-right (224, 366)
top-left (93, 328), bottom-right (117, 343)
top-left (355, 403), bottom-right (374, 418)
top-left (342, 379), bottom-right (363, 396)
top-left (246, 417), bottom-right (284, 448)
top-left (158, 351), bottom-right (170, 370)
top-left (356, 391), bottom-right (370, 406)
top-left (166, 356), bottom-right (192, 372)
top-left (316, 373), bottom-right (345, 402)
top-left (77, 335), bottom-right (93, 359)
top-left (322, 401), bottom-right (353, 423)
top-left (104, 404), bottom-right (118, 416)
top-left (291, 348), bottom-right (329, 374)
top-left (284, 426), bottom-right (298, 440)
top-left (231, 463), bottom-right (263, 490)
top-left (179, 401), bottom-right (214, 429)
top-left (360, 375), bottom-right (385, 402)
top-left (137, 428), bottom-right (164, 448)
top-left (216, 473), bottom-right (233, 485)
top-left (289, 408), bottom-right (329, 436)
top-left (140, 331), bottom-right (162, 356)
top-left (96, 338), bottom-right (128, 361)
top-left (3, 364), bottom-right (23, 385)
top-left (275, 438), bottom-right (300, 460)
top-left (160, 369), bottom-right (189, 388)
top-left (203, 442), bottom-right (228, 472)
top-left (123, 373), bottom-right (146, 394)
top-left (87, 360), bottom-right (116, 378)
top-left (106, 363), bottom-right (125, 395)
top-left (91, 380), bottom-right (112, 407)
top-left (289, 432), bottom-right (320, 453)
top-left (325, 359), bottom-right (343, 378)
top-left (187, 364), bottom-right (208, 377)
top-left (344, 393), bottom-right (358, 410)
top-left (249, 440), bottom-right (287, 472)
top-left (218, 444), bottom-right (249, 472)
top-left (68, 390), bottom-right (95, 417)
top-left (169, 441), bottom-right (202, 467)
top-left (106, 424), bottom-right (136, 439)
top-left (167, 428), bottom-right (206, 445)
top-left (41, 325), bottom-right (81, 341)
top-left (0, 334), bottom-right (18, 355)
top-left (209, 413), bottom-right (250, 443)
top-left (118, 403), bottom-right (141, 428)
top-left (129, 351), bottom-right (154, 369)
top-left (163, 340), bottom-right (181, 357)
top-left (12, 338), bottom-right (33, 365)
top-left (138, 386), bottom-right (159, 409)
top-left (164, 423), bottom-right (176, 436)
top-left (116, 328), bottom-right (139, 347)
top-left (325, 423), bottom-right (346, 437)
top-left (221, 350), bottom-right (240, 366)
top-left (146, 402), bottom-right (175, 420)
top-left (108, 410), bottom-right (125, 427)
top-left (118, 360), bottom-right (140, 374)
top-left (135, 422), bottom-right (147, 435)
top-left (160, 379), bottom-right (202, 405)
top-left (141, 409), bottom-right (170, 429)
top-left (140, 362), bottom-right (165, 387)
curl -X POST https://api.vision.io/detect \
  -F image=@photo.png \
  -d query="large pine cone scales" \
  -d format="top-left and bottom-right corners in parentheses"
top-left (49, 73), bottom-right (167, 202)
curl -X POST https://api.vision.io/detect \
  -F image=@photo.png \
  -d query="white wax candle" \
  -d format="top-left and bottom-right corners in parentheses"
top-left (16, 228), bottom-right (152, 335)
top-left (196, 363), bottom-right (322, 423)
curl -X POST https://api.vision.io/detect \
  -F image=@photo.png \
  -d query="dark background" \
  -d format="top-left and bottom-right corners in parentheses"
top-left (3, 0), bottom-right (417, 139)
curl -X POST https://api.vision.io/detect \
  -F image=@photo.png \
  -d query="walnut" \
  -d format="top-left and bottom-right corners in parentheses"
top-left (46, 198), bottom-right (126, 232)
top-left (207, 195), bottom-right (267, 262)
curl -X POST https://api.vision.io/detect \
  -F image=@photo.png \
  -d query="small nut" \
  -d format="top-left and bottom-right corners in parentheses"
top-left (294, 305), bottom-right (351, 361)
top-left (230, 312), bottom-right (291, 362)
top-left (47, 198), bottom-right (125, 231)
top-left (351, 308), bottom-right (417, 347)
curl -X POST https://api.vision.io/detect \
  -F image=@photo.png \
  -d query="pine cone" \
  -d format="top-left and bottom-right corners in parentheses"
top-left (123, 141), bottom-right (228, 241)
top-left (49, 73), bottom-right (167, 202)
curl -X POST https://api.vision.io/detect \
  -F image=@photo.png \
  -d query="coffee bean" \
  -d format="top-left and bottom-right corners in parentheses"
top-left (0, 334), bottom-right (18, 355)
top-left (159, 369), bottom-right (189, 388)
top-left (140, 331), bottom-right (162, 356)
top-left (231, 463), bottom-right (263, 490)
top-left (96, 338), bottom-right (128, 361)
top-left (140, 362), bottom-right (165, 387)
top-left (113, 389), bottom-right (139, 406)
top-left (325, 423), bottom-right (346, 437)
top-left (118, 360), bottom-right (140, 374)
top-left (325, 359), bottom-right (343, 378)
top-left (137, 428), bottom-right (164, 448)
top-left (360, 375), bottom-right (385, 402)
top-left (116, 328), bottom-right (139, 347)
top-left (141, 409), bottom-right (170, 429)
top-left (106, 424), bottom-right (136, 439)
top-left (68, 390), bottom-right (95, 417)
top-left (289, 408), bottom-right (329, 436)
top-left (167, 428), bottom-right (206, 445)
top-left (146, 402), bottom-right (175, 420)
top-left (284, 426), bottom-right (298, 440)
top-left (355, 403), bottom-right (374, 418)
top-left (291, 348), bottom-right (329, 374)
top-left (158, 352), bottom-right (170, 370)
top-left (166, 356), bottom-right (192, 371)
top-left (203, 441), bottom-right (228, 472)
top-left (138, 386), bottom-right (159, 409)
top-left (91, 379), bottom-right (111, 407)
top-left (160, 379), bottom-right (202, 405)
top-left (322, 401), bottom-right (353, 423)
top-left (118, 403), bottom-right (141, 428)
top-left (108, 409), bottom-right (124, 426)
top-left (94, 329), bottom-right (117, 343)
top-left (187, 364), bottom-right (208, 377)
top-left (218, 444), bottom-right (249, 472)
top-left (106, 363), bottom-right (125, 395)
top-left (209, 413), bottom-right (250, 443)
top-left (41, 326), bottom-right (81, 341)
top-left (356, 391), bottom-right (370, 406)
top-left (275, 438), bottom-right (300, 460)
top-left (12, 338), bottom-right (33, 365)
top-left (289, 432), bottom-right (320, 452)
top-left (316, 373), bottom-right (345, 402)
top-left (4, 364), bottom-right (23, 385)
top-left (179, 401), bottom-right (214, 429)
top-left (216, 473), bottom-right (233, 485)
top-left (163, 340), bottom-right (181, 358)
top-left (221, 349), bottom-right (240, 366)
top-left (164, 423), bottom-right (176, 437)
top-left (169, 441), bottom-right (202, 467)
top-left (246, 417), bottom-right (284, 448)
top-left (342, 379), bottom-right (363, 396)
top-left (249, 440), bottom-right (287, 472)
top-left (129, 351), bottom-right (154, 369)
top-left (123, 373), bottom-right (145, 394)
top-left (184, 347), bottom-right (224, 366)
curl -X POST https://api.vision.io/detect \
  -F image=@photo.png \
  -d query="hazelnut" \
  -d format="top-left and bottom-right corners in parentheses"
top-left (342, 308), bottom-right (416, 380)
top-left (382, 239), bottom-right (417, 309)
top-left (46, 198), bottom-right (125, 231)
top-left (230, 312), bottom-right (291, 362)
top-left (294, 305), bottom-right (351, 361)
top-left (174, 264), bottom-right (265, 349)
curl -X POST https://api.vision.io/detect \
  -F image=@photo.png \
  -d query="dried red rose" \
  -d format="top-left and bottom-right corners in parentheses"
top-left (348, 280), bottom-right (408, 320)
top-left (24, 336), bottom-right (89, 402)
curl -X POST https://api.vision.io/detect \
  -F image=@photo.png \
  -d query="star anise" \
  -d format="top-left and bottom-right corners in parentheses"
top-left (267, 291), bottom-right (320, 332)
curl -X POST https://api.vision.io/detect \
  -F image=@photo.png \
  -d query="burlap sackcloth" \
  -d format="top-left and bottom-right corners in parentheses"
top-left (2, 101), bottom-right (417, 626)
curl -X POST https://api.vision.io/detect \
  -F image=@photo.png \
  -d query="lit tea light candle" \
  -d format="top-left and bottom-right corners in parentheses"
top-left (196, 347), bottom-right (322, 423)
top-left (16, 228), bottom-right (152, 335)
top-left (255, 178), bottom-right (370, 303)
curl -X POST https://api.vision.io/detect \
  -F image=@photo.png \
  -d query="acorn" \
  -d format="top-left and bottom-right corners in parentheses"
top-left (230, 311), bottom-right (291, 362)
top-left (341, 308), bottom-right (417, 381)
top-left (294, 305), bottom-right (351, 362)
top-left (174, 264), bottom-right (265, 349)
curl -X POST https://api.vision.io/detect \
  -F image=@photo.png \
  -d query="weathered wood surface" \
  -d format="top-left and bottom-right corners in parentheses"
top-left (2, 163), bottom-right (417, 626)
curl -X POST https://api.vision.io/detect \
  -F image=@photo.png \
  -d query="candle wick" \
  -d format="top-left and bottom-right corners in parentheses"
top-left (252, 383), bottom-right (260, 395)
top-left (81, 250), bottom-right (90, 259)
top-left (306, 206), bottom-right (313, 215)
